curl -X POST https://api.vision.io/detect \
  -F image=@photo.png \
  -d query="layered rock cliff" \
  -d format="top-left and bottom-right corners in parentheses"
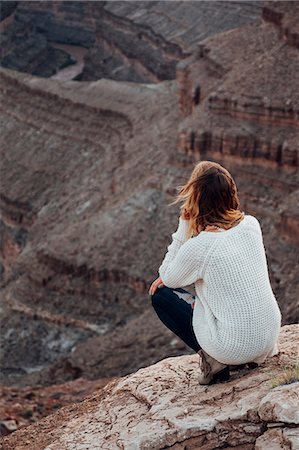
top-left (3, 325), bottom-right (299, 449)
top-left (1, 57), bottom-right (298, 395)
top-left (177, 2), bottom-right (299, 168)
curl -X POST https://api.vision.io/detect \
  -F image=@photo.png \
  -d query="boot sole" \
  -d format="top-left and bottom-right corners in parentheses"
top-left (208, 366), bottom-right (230, 385)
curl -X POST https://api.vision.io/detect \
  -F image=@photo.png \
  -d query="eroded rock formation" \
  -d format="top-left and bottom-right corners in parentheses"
top-left (2, 325), bottom-right (299, 449)
top-left (0, 2), bottom-right (77, 78)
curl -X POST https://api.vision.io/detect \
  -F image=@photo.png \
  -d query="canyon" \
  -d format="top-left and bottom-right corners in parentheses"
top-left (1, 1), bottom-right (262, 81)
top-left (0, 0), bottom-right (298, 445)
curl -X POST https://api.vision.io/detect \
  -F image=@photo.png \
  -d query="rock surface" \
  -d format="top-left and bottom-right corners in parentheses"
top-left (0, 6), bottom-right (77, 78)
top-left (2, 325), bottom-right (299, 449)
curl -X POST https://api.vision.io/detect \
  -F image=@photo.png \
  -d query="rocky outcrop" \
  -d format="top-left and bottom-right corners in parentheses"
top-left (3, 325), bottom-right (299, 449)
top-left (80, 1), bottom-right (261, 83)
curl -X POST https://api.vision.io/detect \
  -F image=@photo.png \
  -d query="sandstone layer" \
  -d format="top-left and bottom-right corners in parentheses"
top-left (3, 325), bottom-right (299, 449)
top-left (177, 2), bottom-right (299, 168)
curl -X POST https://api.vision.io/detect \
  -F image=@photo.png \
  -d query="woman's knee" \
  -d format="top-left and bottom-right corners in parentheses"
top-left (150, 286), bottom-right (167, 308)
top-left (151, 286), bottom-right (176, 312)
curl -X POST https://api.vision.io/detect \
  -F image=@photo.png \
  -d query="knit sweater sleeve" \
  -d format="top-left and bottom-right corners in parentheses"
top-left (158, 217), bottom-right (205, 289)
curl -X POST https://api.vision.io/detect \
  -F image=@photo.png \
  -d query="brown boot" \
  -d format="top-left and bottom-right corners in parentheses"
top-left (197, 349), bottom-right (230, 385)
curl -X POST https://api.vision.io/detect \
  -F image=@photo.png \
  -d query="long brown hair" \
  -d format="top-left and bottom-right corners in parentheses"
top-left (169, 160), bottom-right (245, 238)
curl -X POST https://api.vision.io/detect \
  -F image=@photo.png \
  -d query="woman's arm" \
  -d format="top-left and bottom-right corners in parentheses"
top-left (158, 237), bottom-right (202, 289)
top-left (158, 210), bottom-right (206, 289)
top-left (158, 215), bottom-right (190, 276)
top-left (148, 212), bottom-right (190, 295)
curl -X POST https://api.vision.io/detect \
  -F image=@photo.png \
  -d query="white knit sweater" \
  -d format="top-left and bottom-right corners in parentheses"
top-left (158, 214), bottom-right (282, 365)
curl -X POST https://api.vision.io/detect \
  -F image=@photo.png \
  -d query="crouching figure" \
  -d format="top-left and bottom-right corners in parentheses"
top-left (149, 160), bottom-right (281, 385)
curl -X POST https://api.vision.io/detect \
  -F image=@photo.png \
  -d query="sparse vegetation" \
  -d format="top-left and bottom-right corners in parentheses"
top-left (268, 361), bottom-right (299, 388)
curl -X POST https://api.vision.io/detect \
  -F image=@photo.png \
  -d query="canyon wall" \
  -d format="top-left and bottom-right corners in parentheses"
top-left (0, 66), bottom-right (190, 391)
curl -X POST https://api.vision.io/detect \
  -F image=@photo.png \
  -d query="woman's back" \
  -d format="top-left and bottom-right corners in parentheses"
top-left (191, 214), bottom-right (282, 364)
top-left (201, 214), bottom-right (276, 321)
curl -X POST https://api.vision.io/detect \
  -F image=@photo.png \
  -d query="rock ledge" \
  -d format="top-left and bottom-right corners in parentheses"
top-left (3, 325), bottom-right (299, 450)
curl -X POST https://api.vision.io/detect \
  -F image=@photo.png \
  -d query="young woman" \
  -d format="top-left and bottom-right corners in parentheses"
top-left (149, 160), bottom-right (282, 385)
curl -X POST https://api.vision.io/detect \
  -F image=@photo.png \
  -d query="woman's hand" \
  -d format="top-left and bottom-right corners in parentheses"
top-left (148, 276), bottom-right (165, 296)
top-left (180, 208), bottom-right (190, 220)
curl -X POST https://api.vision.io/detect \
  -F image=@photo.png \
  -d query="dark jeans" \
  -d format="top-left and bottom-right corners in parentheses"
top-left (151, 286), bottom-right (201, 353)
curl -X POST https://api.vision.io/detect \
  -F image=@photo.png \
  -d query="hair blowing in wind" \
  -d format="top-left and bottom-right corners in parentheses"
top-left (169, 160), bottom-right (245, 238)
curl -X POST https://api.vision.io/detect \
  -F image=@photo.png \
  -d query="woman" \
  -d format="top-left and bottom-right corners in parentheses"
top-left (149, 160), bottom-right (282, 385)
